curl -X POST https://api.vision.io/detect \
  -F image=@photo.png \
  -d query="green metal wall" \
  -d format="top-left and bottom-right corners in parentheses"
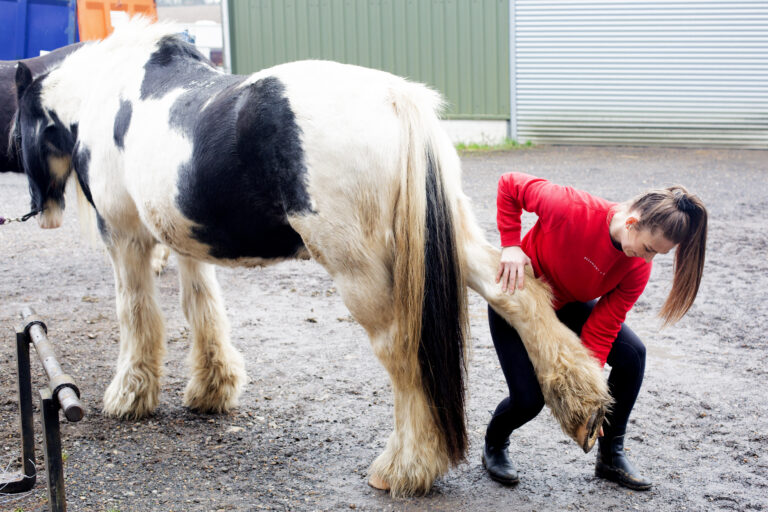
top-left (228, 0), bottom-right (510, 119)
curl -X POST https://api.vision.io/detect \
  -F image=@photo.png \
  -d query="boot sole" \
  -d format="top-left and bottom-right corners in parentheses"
top-left (482, 455), bottom-right (520, 486)
top-left (595, 461), bottom-right (652, 491)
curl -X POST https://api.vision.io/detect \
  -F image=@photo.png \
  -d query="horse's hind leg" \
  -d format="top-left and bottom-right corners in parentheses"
top-left (327, 266), bottom-right (449, 496)
top-left (459, 215), bottom-right (612, 444)
top-left (177, 256), bottom-right (246, 413)
top-left (103, 235), bottom-right (166, 419)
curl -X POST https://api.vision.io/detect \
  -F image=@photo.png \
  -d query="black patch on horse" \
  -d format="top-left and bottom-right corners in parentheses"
top-left (113, 100), bottom-right (132, 149)
top-left (73, 142), bottom-right (94, 207)
top-left (72, 141), bottom-right (107, 239)
top-left (96, 212), bottom-right (109, 240)
top-left (141, 36), bottom-right (217, 100)
top-left (173, 76), bottom-right (312, 260)
top-left (46, 111), bottom-right (76, 154)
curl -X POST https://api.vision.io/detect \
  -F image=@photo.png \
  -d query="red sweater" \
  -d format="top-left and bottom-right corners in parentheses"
top-left (497, 172), bottom-right (651, 365)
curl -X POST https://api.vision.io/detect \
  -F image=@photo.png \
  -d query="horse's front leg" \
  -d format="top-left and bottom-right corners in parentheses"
top-left (103, 236), bottom-right (166, 419)
top-left (177, 256), bottom-right (246, 413)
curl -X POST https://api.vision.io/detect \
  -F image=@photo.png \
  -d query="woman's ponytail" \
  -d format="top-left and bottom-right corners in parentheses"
top-left (630, 186), bottom-right (708, 325)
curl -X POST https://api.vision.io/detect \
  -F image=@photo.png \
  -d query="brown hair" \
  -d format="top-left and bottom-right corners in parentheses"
top-left (628, 185), bottom-right (708, 325)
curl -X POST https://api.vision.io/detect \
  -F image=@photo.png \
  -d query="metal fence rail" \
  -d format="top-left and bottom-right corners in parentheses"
top-left (0, 307), bottom-right (85, 512)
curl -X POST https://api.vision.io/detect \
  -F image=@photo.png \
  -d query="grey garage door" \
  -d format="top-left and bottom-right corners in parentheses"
top-left (511, 1), bottom-right (768, 148)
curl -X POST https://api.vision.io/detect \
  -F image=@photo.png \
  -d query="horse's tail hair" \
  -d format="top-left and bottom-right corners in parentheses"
top-left (391, 82), bottom-right (469, 465)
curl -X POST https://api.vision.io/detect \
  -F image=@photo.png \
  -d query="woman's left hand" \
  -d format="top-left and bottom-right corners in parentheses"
top-left (496, 245), bottom-right (531, 293)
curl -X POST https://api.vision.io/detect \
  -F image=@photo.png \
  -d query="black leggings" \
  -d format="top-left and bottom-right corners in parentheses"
top-left (485, 301), bottom-right (646, 445)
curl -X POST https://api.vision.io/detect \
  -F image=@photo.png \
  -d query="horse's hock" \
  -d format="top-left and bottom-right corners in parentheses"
top-left (1, 307), bottom-right (85, 512)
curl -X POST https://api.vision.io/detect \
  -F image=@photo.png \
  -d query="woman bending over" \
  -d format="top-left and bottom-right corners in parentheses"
top-left (483, 172), bottom-right (707, 490)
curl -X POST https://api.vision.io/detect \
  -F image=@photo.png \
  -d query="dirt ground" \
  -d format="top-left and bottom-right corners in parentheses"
top-left (1, 145), bottom-right (766, 512)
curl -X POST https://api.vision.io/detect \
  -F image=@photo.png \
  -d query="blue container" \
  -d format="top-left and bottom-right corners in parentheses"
top-left (0, 0), bottom-right (77, 60)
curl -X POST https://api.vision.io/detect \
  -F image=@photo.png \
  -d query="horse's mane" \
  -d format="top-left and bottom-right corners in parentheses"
top-left (97, 16), bottom-right (180, 53)
top-left (48, 17), bottom-right (182, 81)
top-left (37, 18), bottom-right (196, 120)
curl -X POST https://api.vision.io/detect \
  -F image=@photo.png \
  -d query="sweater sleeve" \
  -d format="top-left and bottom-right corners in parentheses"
top-left (496, 172), bottom-right (570, 247)
top-left (580, 264), bottom-right (652, 365)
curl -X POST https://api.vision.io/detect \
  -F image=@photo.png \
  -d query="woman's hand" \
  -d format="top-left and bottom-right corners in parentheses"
top-left (496, 246), bottom-right (532, 293)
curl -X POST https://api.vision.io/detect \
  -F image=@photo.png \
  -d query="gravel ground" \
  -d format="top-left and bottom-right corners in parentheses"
top-left (1, 145), bottom-right (766, 511)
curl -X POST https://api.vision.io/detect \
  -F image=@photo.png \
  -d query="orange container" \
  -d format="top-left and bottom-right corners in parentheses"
top-left (77, 0), bottom-right (157, 41)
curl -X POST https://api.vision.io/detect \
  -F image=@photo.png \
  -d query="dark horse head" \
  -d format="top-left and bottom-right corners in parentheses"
top-left (14, 62), bottom-right (78, 228)
top-left (2, 44), bottom-right (84, 174)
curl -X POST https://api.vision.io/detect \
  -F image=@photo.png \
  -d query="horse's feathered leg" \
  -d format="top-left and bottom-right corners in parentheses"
top-left (103, 235), bottom-right (166, 419)
top-left (310, 261), bottom-right (451, 496)
top-left (177, 256), bottom-right (246, 413)
top-left (457, 207), bottom-right (613, 446)
top-left (366, 336), bottom-right (452, 495)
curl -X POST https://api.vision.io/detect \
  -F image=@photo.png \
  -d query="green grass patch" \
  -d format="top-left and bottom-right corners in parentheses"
top-left (456, 139), bottom-right (533, 153)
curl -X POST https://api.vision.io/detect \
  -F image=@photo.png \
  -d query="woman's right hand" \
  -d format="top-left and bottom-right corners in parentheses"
top-left (496, 246), bottom-right (532, 293)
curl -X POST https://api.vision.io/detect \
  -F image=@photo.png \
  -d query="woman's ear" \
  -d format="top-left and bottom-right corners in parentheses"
top-left (625, 216), bottom-right (638, 229)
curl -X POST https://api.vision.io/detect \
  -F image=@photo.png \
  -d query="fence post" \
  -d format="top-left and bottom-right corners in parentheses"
top-left (1, 308), bottom-right (85, 512)
top-left (40, 388), bottom-right (67, 512)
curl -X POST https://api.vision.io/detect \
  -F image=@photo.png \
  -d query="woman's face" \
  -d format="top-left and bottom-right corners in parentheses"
top-left (620, 225), bottom-right (677, 263)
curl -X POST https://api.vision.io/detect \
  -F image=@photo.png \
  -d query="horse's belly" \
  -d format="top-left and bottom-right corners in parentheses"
top-left (137, 190), bottom-right (307, 265)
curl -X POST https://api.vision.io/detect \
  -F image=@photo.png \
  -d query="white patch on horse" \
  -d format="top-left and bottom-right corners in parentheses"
top-left (120, 88), bottom-right (209, 254)
top-left (47, 154), bottom-right (70, 181)
top-left (39, 198), bottom-right (64, 228)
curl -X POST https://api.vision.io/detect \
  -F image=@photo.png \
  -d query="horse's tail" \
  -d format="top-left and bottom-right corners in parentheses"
top-left (391, 83), bottom-right (469, 465)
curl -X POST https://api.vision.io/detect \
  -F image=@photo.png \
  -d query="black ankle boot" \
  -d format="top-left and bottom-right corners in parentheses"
top-left (482, 439), bottom-right (520, 486)
top-left (595, 436), bottom-right (652, 491)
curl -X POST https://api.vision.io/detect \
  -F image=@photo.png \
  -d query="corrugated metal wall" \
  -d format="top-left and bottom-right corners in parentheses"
top-left (512, 1), bottom-right (768, 148)
top-left (228, 0), bottom-right (510, 119)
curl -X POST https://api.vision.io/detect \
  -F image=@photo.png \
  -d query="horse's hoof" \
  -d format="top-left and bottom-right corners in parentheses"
top-left (368, 474), bottom-right (390, 491)
top-left (578, 409), bottom-right (605, 454)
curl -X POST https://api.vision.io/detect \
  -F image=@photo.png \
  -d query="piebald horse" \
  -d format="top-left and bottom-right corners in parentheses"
top-left (13, 20), bottom-right (609, 495)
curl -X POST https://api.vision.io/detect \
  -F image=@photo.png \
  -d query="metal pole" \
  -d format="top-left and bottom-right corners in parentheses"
top-left (16, 330), bottom-right (36, 485)
top-left (20, 308), bottom-right (84, 422)
top-left (40, 388), bottom-right (66, 512)
top-left (0, 331), bottom-right (37, 493)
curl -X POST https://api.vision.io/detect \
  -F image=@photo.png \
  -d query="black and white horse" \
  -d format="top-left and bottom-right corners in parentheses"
top-left (13, 19), bottom-right (609, 495)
